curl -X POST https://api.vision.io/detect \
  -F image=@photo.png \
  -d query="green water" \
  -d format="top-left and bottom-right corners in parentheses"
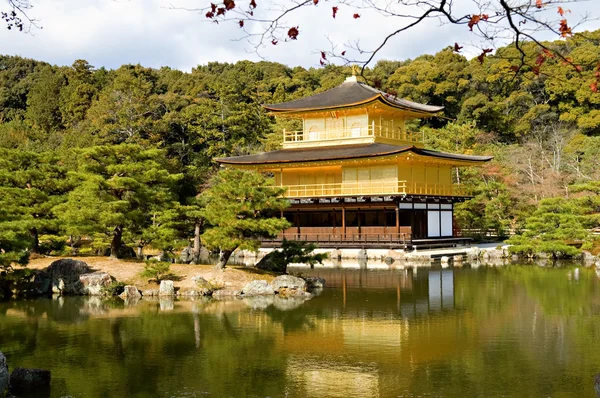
top-left (1, 264), bottom-right (600, 397)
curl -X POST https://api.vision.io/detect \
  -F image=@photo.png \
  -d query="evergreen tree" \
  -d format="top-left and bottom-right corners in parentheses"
top-left (55, 144), bottom-right (182, 258)
top-left (201, 168), bottom-right (290, 269)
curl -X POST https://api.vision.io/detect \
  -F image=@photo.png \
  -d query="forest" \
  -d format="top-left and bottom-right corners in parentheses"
top-left (1, 29), bottom-right (600, 268)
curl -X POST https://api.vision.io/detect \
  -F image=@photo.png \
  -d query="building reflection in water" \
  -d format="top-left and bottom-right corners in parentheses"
top-left (290, 263), bottom-right (455, 317)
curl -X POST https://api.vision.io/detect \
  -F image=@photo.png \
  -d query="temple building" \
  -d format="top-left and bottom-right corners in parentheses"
top-left (216, 75), bottom-right (492, 249)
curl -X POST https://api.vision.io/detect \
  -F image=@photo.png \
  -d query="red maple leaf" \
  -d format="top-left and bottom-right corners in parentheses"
top-left (532, 66), bottom-right (540, 76)
top-left (332, 6), bottom-right (338, 18)
top-left (224, 0), bottom-right (235, 10)
top-left (321, 51), bottom-right (326, 60)
top-left (559, 19), bottom-right (572, 37)
top-left (509, 65), bottom-right (520, 72)
top-left (591, 82), bottom-right (598, 93)
top-left (320, 59), bottom-right (326, 66)
top-left (238, 20), bottom-right (244, 27)
top-left (287, 26), bottom-right (299, 40)
top-left (453, 42), bottom-right (463, 52)
top-left (216, 7), bottom-right (226, 16)
top-left (205, 11), bottom-right (214, 18)
top-left (557, 7), bottom-right (570, 16)
top-left (476, 48), bottom-right (493, 64)
top-left (535, 54), bottom-right (545, 66)
top-left (211, 3), bottom-right (217, 12)
top-left (313, 0), bottom-right (318, 4)
top-left (249, 0), bottom-right (257, 8)
top-left (468, 15), bottom-right (481, 31)
top-left (536, 0), bottom-right (543, 8)
top-left (341, 50), bottom-right (346, 56)
top-left (271, 39), bottom-right (278, 45)
top-left (542, 48), bottom-right (554, 58)
top-left (353, 13), bottom-right (360, 19)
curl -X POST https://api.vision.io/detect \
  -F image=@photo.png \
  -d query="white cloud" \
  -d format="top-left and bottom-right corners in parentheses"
top-left (1, 0), bottom-right (598, 70)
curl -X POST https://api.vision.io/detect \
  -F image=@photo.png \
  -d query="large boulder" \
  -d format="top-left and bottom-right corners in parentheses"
top-left (271, 275), bottom-right (306, 293)
top-left (45, 259), bottom-right (91, 295)
top-left (241, 280), bottom-right (275, 296)
top-left (79, 272), bottom-right (113, 296)
top-left (255, 251), bottom-right (286, 273)
top-left (119, 285), bottom-right (141, 300)
top-left (8, 367), bottom-right (51, 395)
top-left (192, 277), bottom-right (213, 296)
top-left (179, 246), bottom-right (193, 263)
top-left (0, 352), bottom-right (8, 396)
top-left (159, 280), bottom-right (175, 296)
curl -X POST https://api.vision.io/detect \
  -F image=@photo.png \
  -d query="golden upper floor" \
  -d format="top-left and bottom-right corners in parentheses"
top-left (264, 76), bottom-right (444, 149)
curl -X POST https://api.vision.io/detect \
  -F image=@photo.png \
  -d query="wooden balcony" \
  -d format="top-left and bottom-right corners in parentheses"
top-left (283, 181), bottom-right (471, 198)
top-left (282, 125), bottom-right (424, 148)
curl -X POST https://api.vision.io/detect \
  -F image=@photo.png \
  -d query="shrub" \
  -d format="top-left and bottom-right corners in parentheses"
top-left (102, 281), bottom-right (126, 296)
top-left (140, 260), bottom-right (171, 282)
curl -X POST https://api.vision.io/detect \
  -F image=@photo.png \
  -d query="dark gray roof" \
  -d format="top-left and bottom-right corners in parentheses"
top-left (216, 143), bottom-right (493, 165)
top-left (263, 79), bottom-right (444, 114)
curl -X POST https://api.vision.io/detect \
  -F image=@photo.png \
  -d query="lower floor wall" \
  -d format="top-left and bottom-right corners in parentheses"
top-left (280, 199), bottom-right (455, 240)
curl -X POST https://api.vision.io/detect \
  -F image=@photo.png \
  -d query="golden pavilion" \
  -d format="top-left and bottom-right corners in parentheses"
top-left (217, 75), bottom-right (492, 249)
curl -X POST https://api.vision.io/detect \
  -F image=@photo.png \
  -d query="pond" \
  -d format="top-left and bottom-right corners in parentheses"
top-left (1, 263), bottom-right (600, 397)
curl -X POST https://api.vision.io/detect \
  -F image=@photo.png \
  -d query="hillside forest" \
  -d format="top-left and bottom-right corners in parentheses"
top-left (1, 30), bottom-right (600, 267)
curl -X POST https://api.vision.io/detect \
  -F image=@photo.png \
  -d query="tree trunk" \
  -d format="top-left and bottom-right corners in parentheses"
top-left (30, 227), bottom-right (40, 254)
top-left (137, 246), bottom-right (144, 260)
top-left (214, 249), bottom-right (233, 270)
top-left (192, 221), bottom-right (201, 264)
top-left (110, 226), bottom-right (123, 258)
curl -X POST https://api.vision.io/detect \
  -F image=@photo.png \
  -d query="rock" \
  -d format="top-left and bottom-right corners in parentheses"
top-left (8, 367), bottom-right (51, 395)
top-left (119, 285), bottom-right (141, 300)
top-left (255, 251), bottom-right (286, 273)
top-left (453, 255), bottom-right (464, 262)
top-left (142, 289), bottom-right (159, 297)
top-left (537, 252), bottom-right (550, 259)
top-left (440, 256), bottom-right (450, 264)
top-left (45, 259), bottom-right (91, 295)
top-left (192, 277), bottom-right (213, 296)
top-left (212, 289), bottom-right (240, 298)
top-left (273, 296), bottom-right (309, 311)
top-left (0, 352), bottom-right (8, 396)
top-left (79, 272), bottom-right (113, 296)
top-left (179, 247), bottom-right (193, 263)
top-left (241, 280), bottom-right (275, 296)
top-left (271, 275), bottom-right (306, 293)
top-left (159, 280), bottom-right (175, 296)
top-left (102, 245), bottom-right (136, 259)
top-left (304, 276), bottom-right (325, 289)
top-left (583, 251), bottom-right (597, 264)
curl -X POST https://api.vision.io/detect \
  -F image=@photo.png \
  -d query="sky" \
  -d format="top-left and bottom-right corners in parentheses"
top-left (1, 0), bottom-right (599, 71)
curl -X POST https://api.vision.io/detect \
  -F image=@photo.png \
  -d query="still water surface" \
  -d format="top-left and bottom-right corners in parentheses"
top-left (1, 263), bottom-right (600, 397)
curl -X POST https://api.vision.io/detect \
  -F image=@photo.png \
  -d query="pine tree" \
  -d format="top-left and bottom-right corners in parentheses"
top-left (55, 144), bottom-right (183, 258)
top-left (201, 168), bottom-right (290, 269)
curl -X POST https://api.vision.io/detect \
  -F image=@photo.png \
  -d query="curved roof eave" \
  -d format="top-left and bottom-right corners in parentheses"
top-left (263, 95), bottom-right (444, 115)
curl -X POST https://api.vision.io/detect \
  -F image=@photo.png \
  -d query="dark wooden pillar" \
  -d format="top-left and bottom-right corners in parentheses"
top-left (357, 207), bottom-right (361, 237)
top-left (295, 210), bottom-right (300, 236)
top-left (395, 207), bottom-right (400, 235)
top-left (342, 206), bottom-right (346, 237)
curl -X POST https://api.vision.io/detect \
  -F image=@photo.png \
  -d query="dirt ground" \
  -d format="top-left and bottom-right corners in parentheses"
top-left (27, 256), bottom-right (276, 292)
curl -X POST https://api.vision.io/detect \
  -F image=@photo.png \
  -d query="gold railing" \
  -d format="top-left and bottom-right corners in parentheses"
top-left (283, 125), bottom-right (424, 144)
top-left (283, 181), bottom-right (471, 198)
top-left (286, 181), bottom-right (407, 197)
